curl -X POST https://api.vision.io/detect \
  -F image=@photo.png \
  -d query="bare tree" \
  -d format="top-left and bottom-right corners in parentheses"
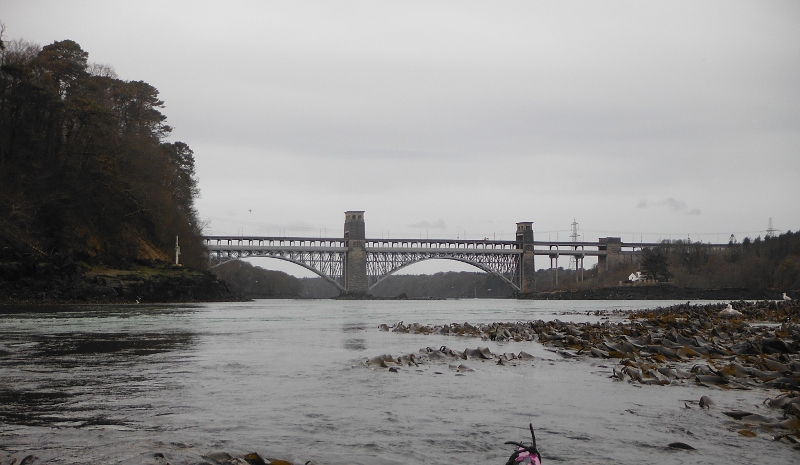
top-left (88, 62), bottom-right (118, 78)
top-left (1, 39), bottom-right (41, 65)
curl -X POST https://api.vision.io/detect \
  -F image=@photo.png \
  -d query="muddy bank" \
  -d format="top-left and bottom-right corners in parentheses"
top-left (522, 284), bottom-right (785, 300)
top-left (0, 262), bottom-right (236, 305)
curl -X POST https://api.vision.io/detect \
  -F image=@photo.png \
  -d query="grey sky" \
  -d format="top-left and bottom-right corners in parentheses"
top-left (3, 1), bottom-right (799, 274)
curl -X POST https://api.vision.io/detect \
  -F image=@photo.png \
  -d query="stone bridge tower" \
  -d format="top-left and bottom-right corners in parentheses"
top-left (597, 237), bottom-right (621, 273)
top-left (343, 211), bottom-right (368, 294)
top-left (516, 222), bottom-right (536, 294)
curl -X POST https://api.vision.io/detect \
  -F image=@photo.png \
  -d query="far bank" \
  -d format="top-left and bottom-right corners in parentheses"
top-left (0, 262), bottom-right (237, 305)
top-left (521, 284), bottom-right (790, 301)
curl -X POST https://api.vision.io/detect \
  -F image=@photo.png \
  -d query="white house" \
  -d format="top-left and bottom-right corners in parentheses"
top-left (628, 271), bottom-right (646, 282)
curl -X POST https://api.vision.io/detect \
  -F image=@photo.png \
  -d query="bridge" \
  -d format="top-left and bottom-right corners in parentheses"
top-left (204, 211), bottom-right (662, 295)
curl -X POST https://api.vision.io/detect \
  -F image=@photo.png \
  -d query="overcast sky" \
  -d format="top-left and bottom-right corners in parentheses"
top-left (3, 1), bottom-right (799, 274)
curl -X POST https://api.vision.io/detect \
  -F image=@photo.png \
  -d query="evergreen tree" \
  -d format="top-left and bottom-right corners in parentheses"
top-left (0, 37), bottom-right (205, 268)
top-left (641, 248), bottom-right (672, 282)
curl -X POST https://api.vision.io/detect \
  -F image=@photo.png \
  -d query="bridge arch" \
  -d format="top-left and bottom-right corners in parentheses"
top-left (209, 254), bottom-right (345, 292)
top-left (367, 255), bottom-right (520, 292)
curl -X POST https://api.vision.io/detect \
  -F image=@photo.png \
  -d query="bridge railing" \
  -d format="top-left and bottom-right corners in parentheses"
top-left (203, 236), bottom-right (726, 256)
top-left (364, 238), bottom-right (520, 250)
top-left (204, 236), bottom-right (347, 249)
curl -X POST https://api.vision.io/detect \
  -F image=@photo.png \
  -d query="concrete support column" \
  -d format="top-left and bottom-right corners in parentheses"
top-left (549, 254), bottom-right (559, 286)
top-left (344, 211), bottom-right (368, 294)
top-left (597, 237), bottom-right (622, 274)
top-left (516, 222), bottom-right (536, 294)
top-left (345, 244), bottom-right (367, 294)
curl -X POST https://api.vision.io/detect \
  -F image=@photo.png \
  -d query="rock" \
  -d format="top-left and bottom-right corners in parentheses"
top-left (723, 411), bottom-right (755, 420)
top-left (205, 451), bottom-right (233, 463)
top-left (695, 375), bottom-right (728, 386)
top-left (766, 377), bottom-right (800, 389)
top-left (243, 452), bottom-right (268, 465)
top-left (761, 338), bottom-right (790, 354)
top-left (667, 442), bottom-right (695, 450)
top-left (590, 348), bottom-right (610, 358)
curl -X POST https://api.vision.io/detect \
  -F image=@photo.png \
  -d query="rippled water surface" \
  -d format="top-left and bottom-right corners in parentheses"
top-left (0, 300), bottom-right (796, 464)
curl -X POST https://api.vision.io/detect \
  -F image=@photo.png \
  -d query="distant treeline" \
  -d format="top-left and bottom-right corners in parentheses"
top-left (298, 271), bottom-right (515, 299)
top-left (660, 232), bottom-right (800, 292)
top-left (210, 261), bottom-right (302, 298)
top-left (0, 35), bottom-right (206, 268)
top-left (544, 231), bottom-right (800, 294)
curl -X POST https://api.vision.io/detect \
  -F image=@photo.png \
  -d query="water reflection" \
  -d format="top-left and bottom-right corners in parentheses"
top-left (342, 322), bottom-right (368, 350)
top-left (342, 322), bottom-right (367, 332)
top-left (344, 338), bottom-right (367, 351)
top-left (0, 312), bottom-right (197, 427)
top-left (0, 304), bottom-right (200, 318)
top-left (2, 300), bottom-right (794, 465)
top-left (33, 331), bottom-right (195, 356)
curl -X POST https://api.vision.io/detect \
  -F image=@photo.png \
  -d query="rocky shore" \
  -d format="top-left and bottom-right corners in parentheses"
top-left (0, 262), bottom-right (237, 305)
top-left (373, 300), bottom-right (800, 446)
top-left (522, 284), bottom-right (786, 301)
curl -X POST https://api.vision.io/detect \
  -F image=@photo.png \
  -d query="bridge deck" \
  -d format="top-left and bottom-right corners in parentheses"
top-left (202, 236), bottom-right (675, 257)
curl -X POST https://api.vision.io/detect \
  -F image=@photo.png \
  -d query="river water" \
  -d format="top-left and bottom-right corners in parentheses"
top-left (0, 299), bottom-right (796, 464)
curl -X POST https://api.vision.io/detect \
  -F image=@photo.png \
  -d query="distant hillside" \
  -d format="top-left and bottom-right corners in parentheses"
top-left (210, 261), bottom-right (302, 298)
top-left (299, 271), bottom-right (515, 299)
top-left (299, 276), bottom-right (341, 299)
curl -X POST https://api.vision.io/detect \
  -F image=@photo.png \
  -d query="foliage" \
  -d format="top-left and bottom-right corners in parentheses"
top-left (659, 232), bottom-right (800, 291)
top-left (0, 37), bottom-right (206, 268)
top-left (372, 271), bottom-right (513, 299)
top-left (558, 233), bottom-right (800, 293)
top-left (641, 248), bottom-right (672, 282)
top-left (299, 271), bottom-right (515, 299)
top-left (210, 260), bottom-right (302, 298)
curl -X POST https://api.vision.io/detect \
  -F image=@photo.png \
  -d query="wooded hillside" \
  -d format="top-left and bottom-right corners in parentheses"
top-left (210, 260), bottom-right (302, 298)
top-left (0, 35), bottom-right (206, 269)
top-left (664, 232), bottom-right (800, 292)
top-left (537, 231), bottom-right (800, 296)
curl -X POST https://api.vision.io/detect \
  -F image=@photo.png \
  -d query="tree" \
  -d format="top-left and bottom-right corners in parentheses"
top-left (641, 248), bottom-right (672, 282)
top-left (0, 37), bottom-right (206, 268)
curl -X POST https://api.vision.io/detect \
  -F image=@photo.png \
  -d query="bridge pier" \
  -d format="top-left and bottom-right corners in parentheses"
top-left (549, 253), bottom-right (559, 287)
top-left (597, 237), bottom-right (621, 273)
top-left (204, 221), bottom-right (727, 295)
top-left (516, 222), bottom-right (536, 294)
top-left (343, 211), bottom-right (368, 294)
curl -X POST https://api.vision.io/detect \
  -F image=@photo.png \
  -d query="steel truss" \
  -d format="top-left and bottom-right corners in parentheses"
top-left (366, 250), bottom-right (521, 291)
top-left (205, 236), bottom-right (525, 293)
top-left (209, 249), bottom-right (346, 291)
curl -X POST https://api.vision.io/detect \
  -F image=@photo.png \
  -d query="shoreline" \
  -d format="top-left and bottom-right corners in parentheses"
top-left (0, 264), bottom-right (239, 306)
top-left (522, 284), bottom-right (787, 301)
top-left (371, 300), bottom-right (800, 448)
top-left (2, 264), bottom-right (794, 305)
top-left (1, 299), bottom-right (797, 463)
